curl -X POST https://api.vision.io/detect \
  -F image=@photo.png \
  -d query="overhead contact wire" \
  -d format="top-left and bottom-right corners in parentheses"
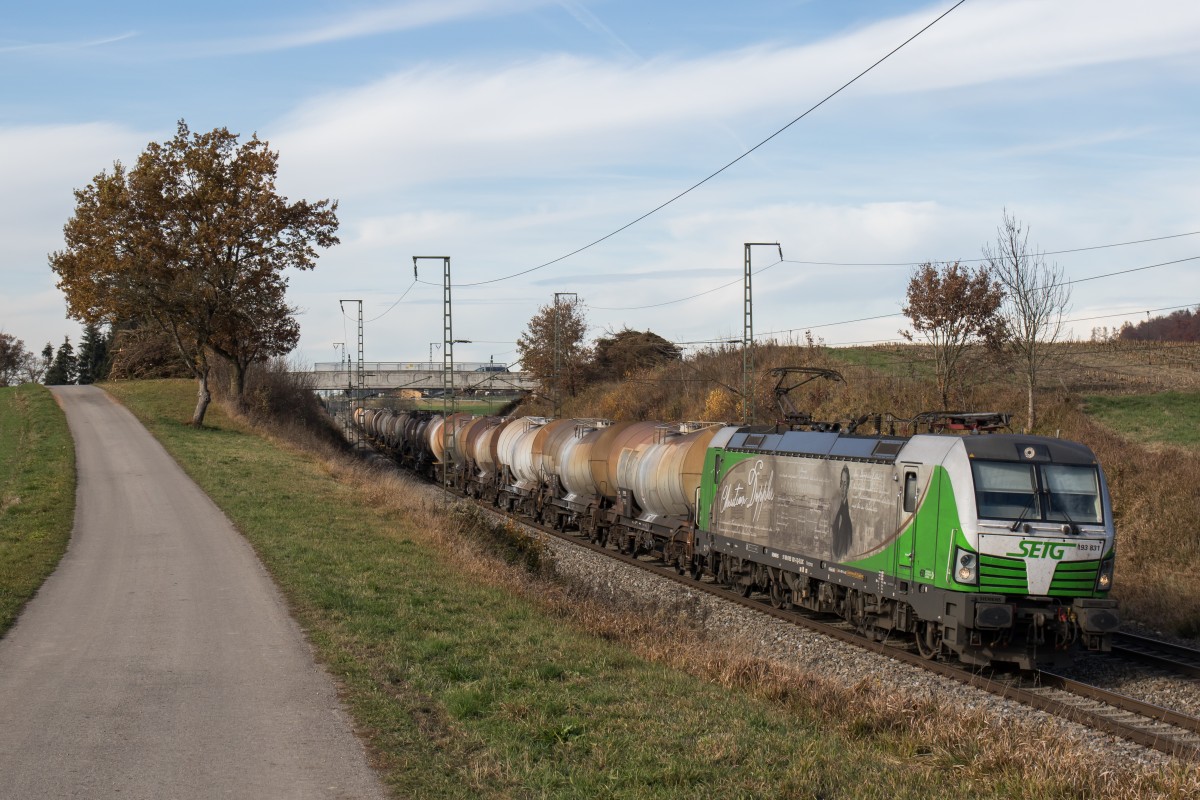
top-left (781, 230), bottom-right (1200, 267)
top-left (454, 0), bottom-right (968, 288)
top-left (364, 279), bottom-right (420, 323)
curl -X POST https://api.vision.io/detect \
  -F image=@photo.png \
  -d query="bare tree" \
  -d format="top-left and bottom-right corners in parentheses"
top-left (0, 333), bottom-right (32, 386)
top-left (902, 261), bottom-right (1004, 408)
top-left (591, 327), bottom-right (682, 377)
top-left (983, 211), bottom-right (1070, 433)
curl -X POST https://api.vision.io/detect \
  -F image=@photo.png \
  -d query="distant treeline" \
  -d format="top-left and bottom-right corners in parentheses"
top-left (1118, 307), bottom-right (1200, 342)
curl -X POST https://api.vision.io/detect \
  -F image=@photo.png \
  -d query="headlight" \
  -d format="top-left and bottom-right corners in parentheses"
top-left (955, 548), bottom-right (978, 585)
top-left (1096, 558), bottom-right (1114, 592)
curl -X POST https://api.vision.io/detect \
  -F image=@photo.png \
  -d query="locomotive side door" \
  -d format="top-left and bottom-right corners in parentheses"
top-left (892, 463), bottom-right (921, 594)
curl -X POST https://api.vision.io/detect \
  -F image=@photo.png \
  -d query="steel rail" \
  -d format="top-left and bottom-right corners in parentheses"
top-left (1111, 632), bottom-right (1200, 680)
top-left (1032, 670), bottom-right (1200, 758)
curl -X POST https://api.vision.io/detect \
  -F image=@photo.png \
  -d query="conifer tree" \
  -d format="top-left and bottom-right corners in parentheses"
top-left (45, 337), bottom-right (77, 385)
top-left (76, 322), bottom-right (110, 384)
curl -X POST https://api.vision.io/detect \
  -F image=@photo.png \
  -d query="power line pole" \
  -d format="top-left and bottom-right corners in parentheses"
top-left (339, 300), bottom-right (364, 448)
top-left (743, 243), bottom-right (782, 425)
top-left (333, 341), bottom-right (347, 439)
top-left (415, 257), bottom-right (457, 500)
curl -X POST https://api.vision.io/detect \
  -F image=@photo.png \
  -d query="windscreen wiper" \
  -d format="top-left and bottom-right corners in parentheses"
top-left (1010, 495), bottom-right (1037, 532)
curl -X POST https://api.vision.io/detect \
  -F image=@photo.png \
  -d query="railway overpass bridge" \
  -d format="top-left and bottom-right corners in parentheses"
top-left (304, 362), bottom-right (540, 395)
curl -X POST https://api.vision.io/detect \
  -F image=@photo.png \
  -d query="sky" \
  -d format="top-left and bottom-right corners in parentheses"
top-left (3, 0), bottom-right (1199, 370)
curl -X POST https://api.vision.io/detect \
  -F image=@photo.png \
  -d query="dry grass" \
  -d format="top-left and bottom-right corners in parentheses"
top-left (533, 556), bottom-right (1199, 797)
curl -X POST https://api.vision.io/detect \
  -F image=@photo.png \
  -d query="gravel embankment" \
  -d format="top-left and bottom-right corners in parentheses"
top-left (1061, 648), bottom-right (1200, 720)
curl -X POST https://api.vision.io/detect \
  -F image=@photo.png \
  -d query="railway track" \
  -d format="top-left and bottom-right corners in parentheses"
top-left (466, 487), bottom-right (1200, 762)
top-left (1111, 631), bottom-right (1200, 680)
top-left (1026, 670), bottom-right (1200, 759)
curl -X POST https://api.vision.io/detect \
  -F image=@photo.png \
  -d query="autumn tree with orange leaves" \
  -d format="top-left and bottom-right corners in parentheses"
top-left (49, 121), bottom-right (339, 425)
top-left (516, 296), bottom-right (591, 407)
top-left (902, 261), bottom-right (1004, 409)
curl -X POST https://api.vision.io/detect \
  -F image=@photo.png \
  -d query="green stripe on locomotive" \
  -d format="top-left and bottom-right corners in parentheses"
top-left (844, 464), bottom-right (959, 591)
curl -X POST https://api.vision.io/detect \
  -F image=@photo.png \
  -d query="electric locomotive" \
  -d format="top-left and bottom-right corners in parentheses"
top-left (693, 413), bottom-right (1119, 669)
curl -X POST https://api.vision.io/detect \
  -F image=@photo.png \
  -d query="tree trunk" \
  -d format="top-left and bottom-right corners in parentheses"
top-left (231, 360), bottom-right (247, 409)
top-left (937, 367), bottom-right (950, 410)
top-left (192, 367), bottom-right (211, 427)
top-left (1025, 370), bottom-right (1036, 434)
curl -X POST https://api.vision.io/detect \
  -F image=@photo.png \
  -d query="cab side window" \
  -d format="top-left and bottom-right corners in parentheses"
top-left (903, 471), bottom-right (918, 513)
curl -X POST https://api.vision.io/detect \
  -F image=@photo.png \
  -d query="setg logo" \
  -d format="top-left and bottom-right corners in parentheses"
top-left (1006, 540), bottom-right (1076, 560)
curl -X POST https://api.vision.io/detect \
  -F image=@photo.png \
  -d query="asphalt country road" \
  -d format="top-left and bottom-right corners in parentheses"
top-left (0, 386), bottom-right (387, 799)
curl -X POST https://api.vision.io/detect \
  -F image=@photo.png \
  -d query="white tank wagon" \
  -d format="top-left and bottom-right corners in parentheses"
top-left (618, 423), bottom-right (722, 519)
top-left (495, 417), bottom-right (548, 497)
top-left (459, 416), bottom-right (502, 472)
top-left (534, 419), bottom-right (613, 530)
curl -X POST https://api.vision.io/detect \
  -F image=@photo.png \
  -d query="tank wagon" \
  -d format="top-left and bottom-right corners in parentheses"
top-left (353, 405), bottom-right (1118, 669)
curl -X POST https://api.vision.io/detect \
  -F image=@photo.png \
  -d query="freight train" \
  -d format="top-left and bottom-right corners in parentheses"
top-left (351, 400), bottom-right (1119, 670)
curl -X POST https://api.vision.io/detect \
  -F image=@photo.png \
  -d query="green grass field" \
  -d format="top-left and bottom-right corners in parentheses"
top-left (1083, 392), bottom-right (1200, 449)
top-left (0, 385), bottom-right (75, 637)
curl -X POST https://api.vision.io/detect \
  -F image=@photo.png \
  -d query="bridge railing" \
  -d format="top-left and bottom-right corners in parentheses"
top-left (303, 364), bottom-right (538, 392)
top-left (313, 361), bottom-right (511, 372)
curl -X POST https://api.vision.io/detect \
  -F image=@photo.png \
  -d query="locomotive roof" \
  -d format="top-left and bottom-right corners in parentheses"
top-left (723, 428), bottom-right (908, 463)
top-left (958, 433), bottom-right (1098, 465)
top-left (722, 427), bottom-right (1098, 467)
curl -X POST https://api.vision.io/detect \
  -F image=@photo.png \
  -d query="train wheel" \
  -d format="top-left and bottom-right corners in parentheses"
top-left (914, 621), bottom-right (941, 660)
top-left (843, 589), bottom-right (866, 629)
top-left (769, 580), bottom-right (788, 609)
top-left (716, 557), bottom-right (731, 589)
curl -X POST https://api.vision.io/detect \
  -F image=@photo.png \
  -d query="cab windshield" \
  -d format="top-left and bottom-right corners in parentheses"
top-left (971, 461), bottom-right (1102, 525)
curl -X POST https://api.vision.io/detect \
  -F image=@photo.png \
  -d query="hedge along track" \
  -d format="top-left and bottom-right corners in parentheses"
top-left (421, 478), bottom-right (1200, 762)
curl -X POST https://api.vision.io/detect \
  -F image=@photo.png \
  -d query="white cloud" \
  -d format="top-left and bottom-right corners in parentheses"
top-left (0, 32), bottom-right (138, 55)
top-left (8, 1), bottom-right (1200, 366)
top-left (197, 0), bottom-right (556, 56)
top-left (0, 122), bottom-right (149, 349)
top-left (0, 122), bottom-right (148, 265)
top-left (273, 0), bottom-right (1200, 202)
top-left (804, 0), bottom-right (1200, 95)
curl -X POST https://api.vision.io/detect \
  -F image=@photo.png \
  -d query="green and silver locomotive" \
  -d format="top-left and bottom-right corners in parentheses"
top-left (694, 417), bottom-right (1119, 668)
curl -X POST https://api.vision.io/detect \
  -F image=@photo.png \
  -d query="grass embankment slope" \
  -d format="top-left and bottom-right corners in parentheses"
top-left (1078, 390), bottom-right (1200, 635)
top-left (102, 378), bottom-right (1196, 799)
top-left (1084, 392), bottom-right (1200, 450)
top-left (0, 384), bottom-right (75, 637)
